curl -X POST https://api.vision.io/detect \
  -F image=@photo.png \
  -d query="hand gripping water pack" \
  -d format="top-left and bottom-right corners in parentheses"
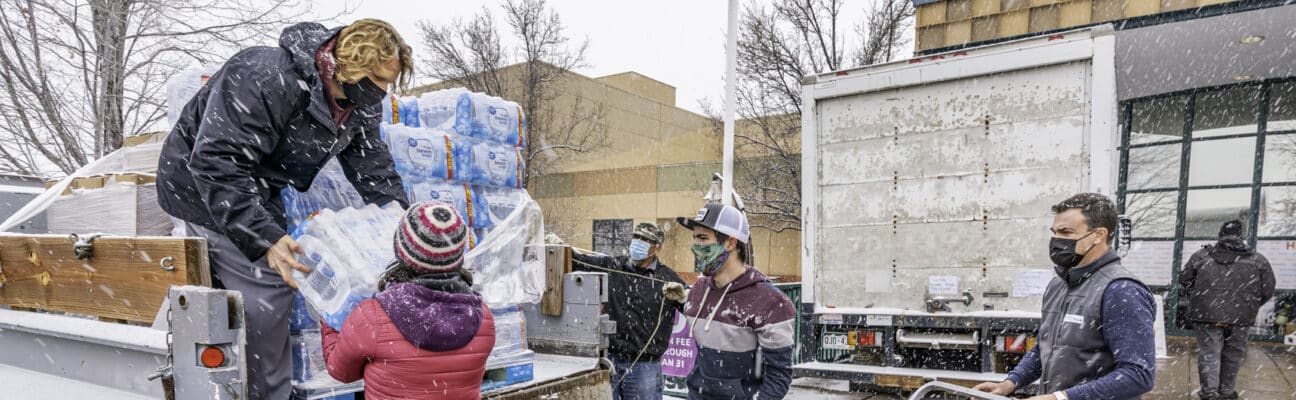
top-left (291, 203), bottom-right (404, 330)
top-left (292, 235), bottom-right (369, 329)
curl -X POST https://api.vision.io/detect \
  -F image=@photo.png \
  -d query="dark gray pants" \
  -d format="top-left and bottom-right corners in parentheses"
top-left (186, 222), bottom-right (295, 400)
top-left (1195, 324), bottom-right (1249, 400)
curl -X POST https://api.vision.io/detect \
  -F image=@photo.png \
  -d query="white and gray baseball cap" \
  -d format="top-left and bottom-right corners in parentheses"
top-left (676, 203), bottom-right (750, 244)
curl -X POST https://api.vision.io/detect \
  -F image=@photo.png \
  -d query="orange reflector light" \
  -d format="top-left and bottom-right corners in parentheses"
top-left (1002, 334), bottom-right (1034, 353)
top-left (200, 346), bottom-right (225, 368)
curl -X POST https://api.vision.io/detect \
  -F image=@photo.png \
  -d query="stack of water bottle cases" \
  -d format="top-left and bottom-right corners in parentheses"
top-left (283, 88), bottom-right (536, 398)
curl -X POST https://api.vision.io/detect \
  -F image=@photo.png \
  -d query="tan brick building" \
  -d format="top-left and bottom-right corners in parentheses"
top-left (413, 64), bottom-right (802, 281)
top-left (914, 0), bottom-right (1241, 52)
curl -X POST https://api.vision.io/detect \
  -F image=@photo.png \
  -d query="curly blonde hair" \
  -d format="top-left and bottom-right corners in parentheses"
top-left (334, 19), bottom-right (413, 91)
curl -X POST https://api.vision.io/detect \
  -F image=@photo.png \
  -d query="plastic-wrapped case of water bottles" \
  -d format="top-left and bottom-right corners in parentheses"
top-left (290, 203), bottom-right (405, 330)
top-left (383, 88), bottom-right (526, 148)
top-left (382, 89), bottom-right (526, 190)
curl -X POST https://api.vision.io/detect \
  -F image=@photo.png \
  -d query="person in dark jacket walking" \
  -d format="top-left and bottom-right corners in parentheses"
top-left (571, 222), bottom-right (686, 400)
top-left (156, 20), bottom-right (412, 399)
top-left (322, 202), bottom-right (495, 400)
top-left (1178, 219), bottom-right (1275, 400)
top-left (976, 193), bottom-right (1155, 400)
top-left (678, 203), bottom-right (795, 400)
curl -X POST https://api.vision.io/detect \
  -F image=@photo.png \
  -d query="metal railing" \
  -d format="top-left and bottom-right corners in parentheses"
top-left (908, 381), bottom-right (1010, 400)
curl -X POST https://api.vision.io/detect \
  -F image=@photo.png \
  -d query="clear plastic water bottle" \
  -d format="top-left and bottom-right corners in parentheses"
top-left (293, 237), bottom-right (352, 326)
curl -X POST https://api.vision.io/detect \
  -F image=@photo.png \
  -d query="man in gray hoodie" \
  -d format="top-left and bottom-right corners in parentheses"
top-left (678, 203), bottom-right (795, 400)
top-left (1178, 220), bottom-right (1276, 400)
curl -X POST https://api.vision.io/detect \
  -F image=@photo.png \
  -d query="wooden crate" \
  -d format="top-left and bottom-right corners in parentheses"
top-left (0, 234), bottom-right (209, 322)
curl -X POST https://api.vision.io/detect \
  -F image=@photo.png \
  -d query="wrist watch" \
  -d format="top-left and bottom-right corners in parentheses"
top-left (1054, 391), bottom-right (1070, 400)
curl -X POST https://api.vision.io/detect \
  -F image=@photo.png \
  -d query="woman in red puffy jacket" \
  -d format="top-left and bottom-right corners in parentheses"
top-left (321, 201), bottom-right (495, 400)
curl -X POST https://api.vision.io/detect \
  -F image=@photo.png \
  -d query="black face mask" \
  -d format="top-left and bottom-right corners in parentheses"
top-left (339, 77), bottom-right (387, 107)
top-left (1049, 231), bottom-right (1096, 269)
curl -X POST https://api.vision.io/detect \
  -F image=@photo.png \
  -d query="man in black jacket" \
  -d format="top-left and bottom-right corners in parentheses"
top-left (1179, 220), bottom-right (1276, 400)
top-left (156, 20), bottom-right (411, 399)
top-left (572, 222), bottom-right (685, 400)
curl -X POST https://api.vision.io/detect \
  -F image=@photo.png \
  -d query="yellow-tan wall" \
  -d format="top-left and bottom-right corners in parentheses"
top-left (531, 161), bottom-right (803, 282)
top-left (915, 0), bottom-right (1237, 52)
top-left (412, 64), bottom-right (802, 282)
top-left (595, 72), bottom-right (677, 107)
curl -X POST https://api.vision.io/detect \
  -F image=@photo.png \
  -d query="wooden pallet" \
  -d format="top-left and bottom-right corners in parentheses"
top-left (0, 234), bottom-right (209, 323)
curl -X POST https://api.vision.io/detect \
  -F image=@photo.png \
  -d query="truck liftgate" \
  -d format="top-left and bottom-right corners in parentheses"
top-left (794, 26), bottom-right (1110, 393)
top-left (0, 234), bottom-right (615, 399)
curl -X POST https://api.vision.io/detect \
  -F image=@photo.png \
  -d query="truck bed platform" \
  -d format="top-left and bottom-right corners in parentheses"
top-left (0, 364), bottom-right (155, 400)
top-left (795, 361), bottom-right (1007, 387)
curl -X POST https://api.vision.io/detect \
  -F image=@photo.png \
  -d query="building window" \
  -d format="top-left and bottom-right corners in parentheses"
top-left (1118, 79), bottom-right (1296, 323)
top-left (592, 219), bottom-right (633, 257)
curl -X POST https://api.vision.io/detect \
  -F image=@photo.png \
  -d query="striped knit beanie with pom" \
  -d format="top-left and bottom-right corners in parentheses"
top-left (395, 201), bottom-right (468, 274)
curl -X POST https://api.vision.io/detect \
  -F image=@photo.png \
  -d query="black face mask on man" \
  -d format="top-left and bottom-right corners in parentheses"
top-left (1049, 230), bottom-right (1097, 269)
top-left (338, 77), bottom-right (387, 107)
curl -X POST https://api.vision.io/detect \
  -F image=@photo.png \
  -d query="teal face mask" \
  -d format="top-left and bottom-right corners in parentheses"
top-left (692, 242), bottom-right (729, 276)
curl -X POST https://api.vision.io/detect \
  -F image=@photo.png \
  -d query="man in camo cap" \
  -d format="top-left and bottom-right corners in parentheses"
top-left (571, 222), bottom-right (686, 399)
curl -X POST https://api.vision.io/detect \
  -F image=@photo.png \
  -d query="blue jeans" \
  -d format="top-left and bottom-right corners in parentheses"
top-left (610, 353), bottom-right (663, 400)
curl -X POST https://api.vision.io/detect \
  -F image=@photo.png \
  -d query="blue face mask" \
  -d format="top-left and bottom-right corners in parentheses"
top-left (629, 239), bottom-right (651, 261)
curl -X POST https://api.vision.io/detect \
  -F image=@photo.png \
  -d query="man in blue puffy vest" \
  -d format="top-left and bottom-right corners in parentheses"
top-left (976, 193), bottom-right (1155, 400)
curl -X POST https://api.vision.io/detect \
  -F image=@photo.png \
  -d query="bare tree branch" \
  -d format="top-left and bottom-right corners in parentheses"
top-left (418, 0), bottom-right (606, 188)
top-left (712, 0), bottom-right (915, 232)
top-left (0, 0), bottom-right (314, 177)
top-left (855, 0), bottom-right (915, 66)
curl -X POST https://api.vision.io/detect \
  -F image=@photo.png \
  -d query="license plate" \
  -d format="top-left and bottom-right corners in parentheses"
top-left (823, 333), bottom-right (850, 350)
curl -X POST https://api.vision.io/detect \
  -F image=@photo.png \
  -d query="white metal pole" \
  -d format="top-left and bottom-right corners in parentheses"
top-left (721, 0), bottom-right (738, 206)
